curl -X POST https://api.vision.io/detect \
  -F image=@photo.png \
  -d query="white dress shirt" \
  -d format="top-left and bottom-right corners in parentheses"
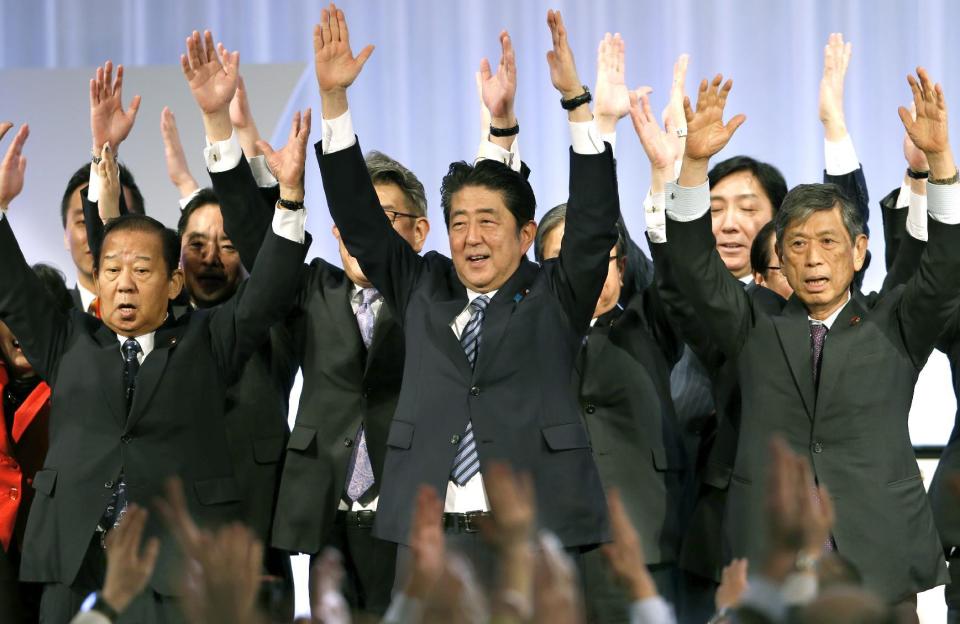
top-left (77, 282), bottom-right (98, 313)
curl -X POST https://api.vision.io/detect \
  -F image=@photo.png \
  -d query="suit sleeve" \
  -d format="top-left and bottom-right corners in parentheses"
top-left (208, 156), bottom-right (276, 273)
top-left (661, 185), bottom-right (752, 359)
top-left (898, 184), bottom-right (960, 368)
top-left (208, 225), bottom-right (310, 382)
top-left (81, 186), bottom-right (130, 269)
top-left (552, 146), bottom-right (621, 334)
top-left (317, 139), bottom-right (423, 322)
top-left (879, 186), bottom-right (925, 295)
top-left (0, 216), bottom-right (70, 382)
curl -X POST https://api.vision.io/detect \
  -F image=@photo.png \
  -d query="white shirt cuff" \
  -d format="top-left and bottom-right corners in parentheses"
top-left (907, 191), bottom-right (929, 241)
top-left (741, 576), bottom-right (788, 622)
top-left (178, 188), bottom-right (202, 211)
top-left (476, 137), bottom-right (521, 173)
top-left (272, 205), bottom-right (306, 243)
top-left (322, 109), bottom-right (358, 154)
top-left (894, 180), bottom-right (911, 209)
top-left (665, 180), bottom-right (711, 222)
top-left (629, 596), bottom-right (676, 624)
top-left (644, 189), bottom-right (667, 243)
top-left (824, 134), bottom-right (860, 176)
top-left (204, 130), bottom-right (243, 173)
top-left (569, 119), bottom-right (606, 155)
top-left (926, 179), bottom-right (960, 225)
top-left (248, 155), bottom-right (278, 187)
top-left (600, 131), bottom-right (617, 155)
top-left (780, 572), bottom-right (818, 606)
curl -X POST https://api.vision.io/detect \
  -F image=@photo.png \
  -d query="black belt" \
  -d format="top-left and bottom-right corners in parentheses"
top-left (336, 509), bottom-right (377, 529)
top-left (442, 511), bottom-right (490, 534)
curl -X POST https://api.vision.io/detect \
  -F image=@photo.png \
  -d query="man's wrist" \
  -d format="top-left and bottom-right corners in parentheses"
top-left (677, 156), bottom-right (709, 188)
top-left (97, 588), bottom-right (129, 617)
top-left (822, 120), bottom-right (848, 143)
top-left (491, 113), bottom-right (518, 130)
top-left (279, 185), bottom-right (305, 203)
top-left (320, 88), bottom-right (349, 120)
top-left (926, 151), bottom-right (957, 181)
top-left (202, 110), bottom-right (233, 143)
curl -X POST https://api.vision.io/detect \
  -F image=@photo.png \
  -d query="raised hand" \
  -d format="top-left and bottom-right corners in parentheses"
top-left (594, 33), bottom-right (631, 133)
top-left (601, 489), bottom-right (657, 601)
top-left (545, 10), bottom-right (584, 100)
top-left (101, 504), bottom-right (160, 615)
top-left (819, 33), bottom-right (852, 141)
top-left (480, 31), bottom-right (518, 125)
top-left (181, 31), bottom-right (240, 116)
top-left (898, 67), bottom-right (954, 179)
top-left (314, 2), bottom-right (373, 120)
top-left (310, 548), bottom-right (351, 624)
top-left (0, 122), bottom-right (28, 210)
top-left (181, 524), bottom-right (264, 624)
top-left (630, 89), bottom-right (681, 174)
top-left (90, 61), bottom-right (142, 154)
top-left (715, 558), bottom-right (749, 611)
top-left (533, 531), bottom-right (583, 624)
top-left (481, 461), bottom-right (535, 550)
top-left (256, 108), bottom-right (312, 202)
top-left (683, 74), bottom-right (745, 163)
top-left (404, 485), bottom-right (446, 600)
top-left (160, 107), bottom-right (200, 198)
top-left (96, 143), bottom-right (121, 221)
top-left (229, 76), bottom-right (264, 158)
top-left (903, 104), bottom-right (930, 173)
top-left (663, 53), bottom-right (690, 140)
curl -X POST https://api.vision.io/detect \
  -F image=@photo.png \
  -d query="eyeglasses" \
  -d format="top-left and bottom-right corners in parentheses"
top-left (384, 209), bottom-right (420, 224)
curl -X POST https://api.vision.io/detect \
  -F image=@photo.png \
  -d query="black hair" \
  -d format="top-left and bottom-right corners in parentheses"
top-left (60, 161), bottom-right (145, 227)
top-left (440, 159), bottom-right (535, 232)
top-left (95, 214), bottom-right (180, 277)
top-left (750, 221), bottom-right (778, 275)
top-left (31, 263), bottom-right (74, 314)
top-left (708, 156), bottom-right (788, 214)
top-left (177, 188), bottom-right (221, 239)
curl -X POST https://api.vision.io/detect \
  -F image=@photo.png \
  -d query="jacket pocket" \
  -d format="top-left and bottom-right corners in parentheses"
top-left (253, 435), bottom-right (285, 464)
top-left (32, 469), bottom-right (57, 496)
top-left (287, 425), bottom-right (317, 452)
top-left (887, 473), bottom-right (922, 488)
top-left (387, 420), bottom-right (415, 450)
top-left (541, 423), bottom-right (590, 451)
top-left (194, 477), bottom-right (242, 505)
top-left (651, 447), bottom-right (681, 472)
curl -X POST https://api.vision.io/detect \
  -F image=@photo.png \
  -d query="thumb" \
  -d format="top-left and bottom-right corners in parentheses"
top-left (479, 57), bottom-right (492, 81)
top-left (128, 94), bottom-right (142, 118)
top-left (356, 44), bottom-right (374, 68)
top-left (725, 113), bottom-right (746, 136)
top-left (255, 139), bottom-right (276, 159)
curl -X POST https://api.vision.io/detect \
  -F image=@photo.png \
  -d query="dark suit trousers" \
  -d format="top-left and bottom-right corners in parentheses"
top-left (0, 543), bottom-right (41, 623)
top-left (314, 512), bottom-right (397, 617)
top-left (948, 555), bottom-right (960, 623)
top-left (39, 534), bottom-right (185, 624)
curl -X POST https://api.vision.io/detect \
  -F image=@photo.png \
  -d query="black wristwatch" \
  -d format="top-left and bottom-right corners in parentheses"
top-left (91, 593), bottom-right (120, 622)
top-left (561, 85), bottom-right (592, 110)
top-left (907, 167), bottom-right (929, 180)
top-left (277, 198), bottom-right (306, 211)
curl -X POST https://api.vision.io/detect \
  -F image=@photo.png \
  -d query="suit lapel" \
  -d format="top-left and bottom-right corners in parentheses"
top-left (771, 296), bottom-right (816, 420)
top-left (427, 296), bottom-right (472, 381)
top-left (126, 325), bottom-right (184, 430)
top-left (814, 298), bottom-right (865, 416)
top-left (475, 260), bottom-right (539, 376)
top-left (91, 323), bottom-right (127, 428)
top-left (365, 301), bottom-right (397, 377)
top-left (328, 281), bottom-right (365, 362)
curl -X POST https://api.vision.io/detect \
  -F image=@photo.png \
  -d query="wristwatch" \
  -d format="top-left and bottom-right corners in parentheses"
top-left (91, 593), bottom-right (119, 622)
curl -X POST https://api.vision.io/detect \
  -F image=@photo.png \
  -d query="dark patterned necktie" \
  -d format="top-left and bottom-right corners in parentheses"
top-left (451, 295), bottom-right (489, 486)
top-left (344, 288), bottom-right (380, 503)
top-left (809, 322), bottom-right (828, 387)
top-left (100, 338), bottom-right (141, 536)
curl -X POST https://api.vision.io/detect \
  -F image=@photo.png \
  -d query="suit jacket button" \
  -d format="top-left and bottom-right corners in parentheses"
top-left (470, 386), bottom-right (480, 396)
top-left (451, 434), bottom-right (461, 445)
top-left (104, 480), bottom-right (114, 489)
top-left (812, 441), bottom-right (823, 454)
top-left (344, 438), bottom-right (353, 447)
top-left (121, 435), bottom-right (132, 444)
top-left (585, 404), bottom-right (596, 414)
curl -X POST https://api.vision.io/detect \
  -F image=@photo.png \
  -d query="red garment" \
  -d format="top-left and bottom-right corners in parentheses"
top-left (0, 364), bottom-right (50, 552)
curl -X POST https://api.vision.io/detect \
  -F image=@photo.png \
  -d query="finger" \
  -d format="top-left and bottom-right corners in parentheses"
top-left (641, 93), bottom-right (656, 124)
top-left (89, 78), bottom-right (98, 107)
top-left (128, 94), bottom-right (142, 119)
top-left (255, 139), bottom-right (276, 160)
top-left (694, 78), bottom-right (708, 113)
top-left (289, 110), bottom-right (301, 143)
top-left (179, 53), bottom-right (192, 79)
top-left (674, 53), bottom-right (689, 88)
top-left (104, 61), bottom-right (114, 96)
top-left (329, 6), bottom-right (342, 42)
top-left (936, 82), bottom-right (947, 112)
top-left (356, 44), bottom-right (374, 68)
top-left (203, 30), bottom-right (217, 64)
top-left (479, 57), bottom-right (492, 82)
top-left (718, 78), bottom-right (734, 110)
top-left (547, 10), bottom-right (560, 48)
top-left (818, 483), bottom-right (835, 526)
top-left (320, 8), bottom-right (332, 45)
top-left (94, 66), bottom-right (104, 103)
top-left (683, 95), bottom-right (695, 124)
top-left (11, 124), bottom-right (29, 155)
top-left (141, 537), bottom-right (160, 572)
top-left (124, 505), bottom-right (149, 555)
top-left (313, 23), bottom-right (324, 52)
top-left (0, 122), bottom-right (12, 143)
top-left (300, 108), bottom-right (313, 140)
top-left (187, 31), bottom-right (203, 71)
top-left (906, 74), bottom-right (923, 113)
top-left (114, 64), bottom-right (125, 100)
top-left (614, 33), bottom-right (624, 75)
top-left (917, 67), bottom-right (934, 101)
top-left (898, 105), bottom-right (915, 133)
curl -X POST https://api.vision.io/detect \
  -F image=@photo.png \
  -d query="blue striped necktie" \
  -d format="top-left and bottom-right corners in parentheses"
top-left (451, 295), bottom-right (489, 486)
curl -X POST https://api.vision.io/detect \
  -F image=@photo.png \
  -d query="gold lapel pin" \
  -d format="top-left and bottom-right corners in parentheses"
top-left (849, 315), bottom-right (861, 326)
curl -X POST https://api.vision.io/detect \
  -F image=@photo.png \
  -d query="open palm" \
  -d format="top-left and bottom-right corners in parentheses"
top-left (181, 31), bottom-right (239, 115)
top-left (683, 75), bottom-right (745, 161)
top-left (314, 3), bottom-right (374, 93)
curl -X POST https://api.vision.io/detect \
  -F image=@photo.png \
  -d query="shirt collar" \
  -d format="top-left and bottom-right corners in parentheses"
top-left (808, 292), bottom-right (850, 330)
top-left (77, 283), bottom-right (97, 312)
top-left (738, 274), bottom-right (755, 286)
top-left (115, 331), bottom-right (156, 358)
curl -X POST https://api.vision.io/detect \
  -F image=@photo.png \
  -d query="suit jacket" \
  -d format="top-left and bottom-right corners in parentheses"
top-left (663, 205), bottom-right (959, 599)
top-left (209, 157), bottom-right (406, 555)
top-left (575, 288), bottom-right (685, 564)
top-left (318, 139), bottom-right (618, 547)
top-left (0, 215), bottom-right (308, 595)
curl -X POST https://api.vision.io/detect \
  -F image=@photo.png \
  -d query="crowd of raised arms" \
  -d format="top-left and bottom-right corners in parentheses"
top-left (0, 4), bottom-right (958, 624)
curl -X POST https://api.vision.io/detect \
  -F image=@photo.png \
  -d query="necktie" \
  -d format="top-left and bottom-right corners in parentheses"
top-left (451, 295), bottom-right (490, 486)
top-left (100, 338), bottom-right (141, 536)
top-left (809, 322), bottom-right (828, 387)
top-left (344, 288), bottom-right (380, 503)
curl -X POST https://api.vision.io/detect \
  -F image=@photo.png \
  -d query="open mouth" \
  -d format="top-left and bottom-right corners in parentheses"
top-left (805, 277), bottom-right (829, 292)
top-left (117, 303), bottom-right (138, 320)
top-left (197, 274), bottom-right (226, 288)
top-left (466, 254), bottom-right (489, 266)
top-left (717, 243), bottom-right (743, 252)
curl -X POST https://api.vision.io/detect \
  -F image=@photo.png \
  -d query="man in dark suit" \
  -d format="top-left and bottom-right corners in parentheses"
top-left (536, 209), bottom-right (684, 621)
top-left (0, 114), bottom-right (309, 621)
top-left (659, 68), bottom-right (958, 605)
top-left (313, 4), bottom-right (615, 572)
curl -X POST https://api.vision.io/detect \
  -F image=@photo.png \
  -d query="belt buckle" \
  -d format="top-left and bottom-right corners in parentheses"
top-left (355, 509), bottom-right (376, 528)
top-left (463, 511), bottom-right (487, 533)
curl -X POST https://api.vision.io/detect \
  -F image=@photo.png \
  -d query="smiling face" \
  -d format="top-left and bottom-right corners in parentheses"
top-left (94, 229), bottom-right (183, 337)
top-left (0, 320), bottom-right (32, 379)
top-left (448, 185), bottom-right (535, 294)
top-left (779, 205), bottom-right (867, 320)
top-left (710, 170), bottom-right (775, 278)
top-left (179, 203), bottom-right (246, 308)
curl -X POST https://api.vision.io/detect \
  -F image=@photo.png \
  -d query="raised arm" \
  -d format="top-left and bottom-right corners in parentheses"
top-left (896, 68), bottom-right (960, 365)
top-left (314, 3), bottom-right (423, 318)
top-left (0, 124), bottom-right (70, 382)
top-left (160, 106), bottom-right (201, 201)
top-left (658, 75), bottom-right (751, 358)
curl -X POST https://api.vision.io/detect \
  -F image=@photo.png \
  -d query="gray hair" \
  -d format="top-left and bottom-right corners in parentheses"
top-left (534, 203), bottom-right (568, 262)
top-left (364, 150), bottom-right (428, 217)
top-left (774, 183), bottom-right (864, 255)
